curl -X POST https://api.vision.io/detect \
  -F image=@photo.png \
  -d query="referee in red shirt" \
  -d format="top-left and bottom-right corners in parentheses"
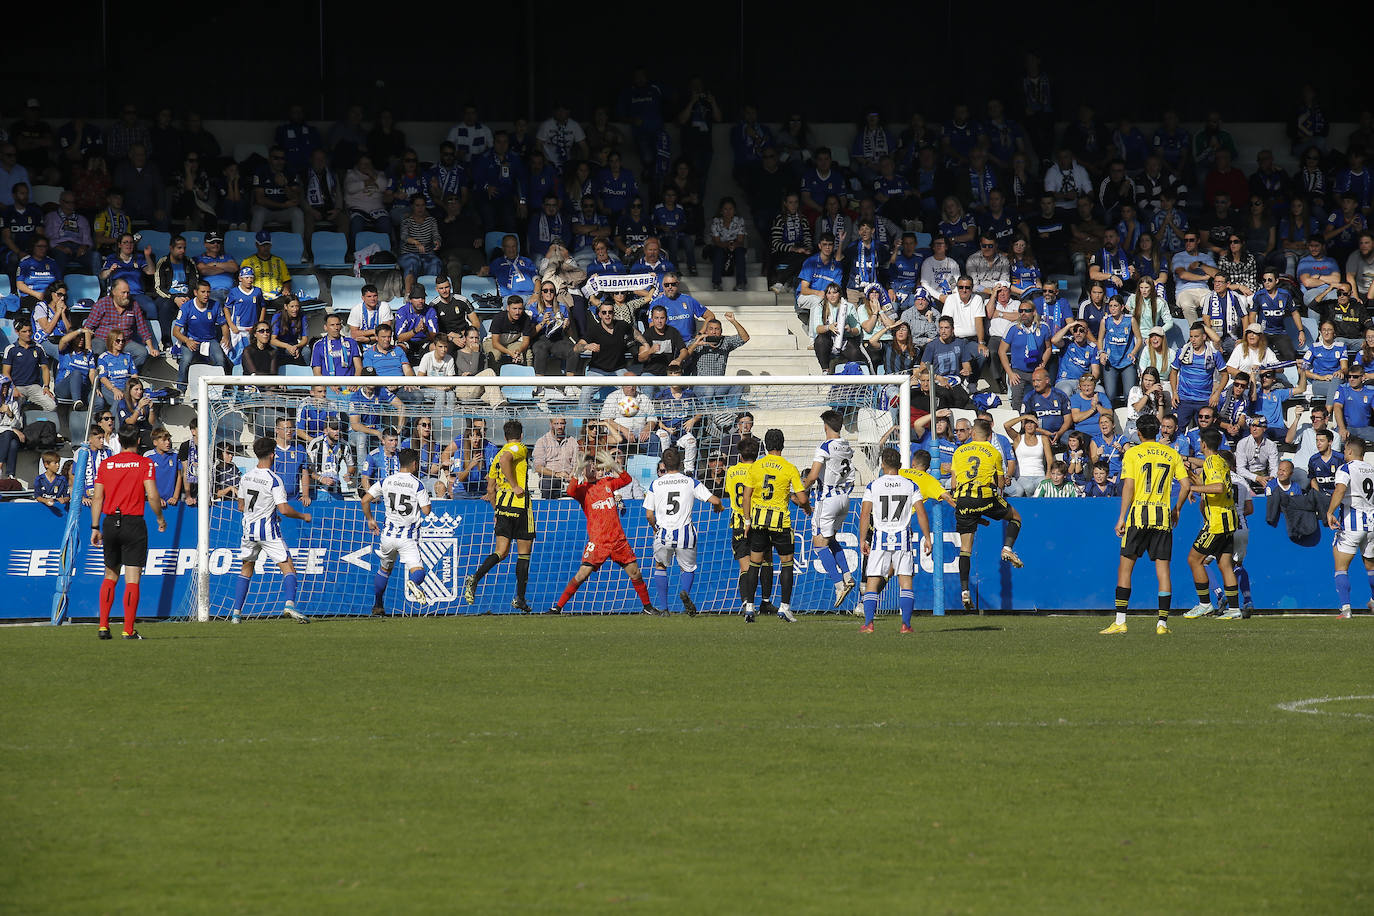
top-left (90, 425), bottom-right (167, 640)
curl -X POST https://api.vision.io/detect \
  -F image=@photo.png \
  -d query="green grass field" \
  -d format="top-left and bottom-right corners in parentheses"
top-left (2, 614), bottom-right (1371, 914)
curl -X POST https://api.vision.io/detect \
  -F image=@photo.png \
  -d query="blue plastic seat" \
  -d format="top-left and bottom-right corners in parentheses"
top-left (67, 275), bottom-right (101, 305)
top-left (311, 232), bottom-right (349, 267)
top-left (355, 231), bottom-right (392, 258)
top-left (461, 275), bottom-right (498, 299)
top-left (225, 230), bottom-right (256, 263)
top-left (330, 276), bottom-right (366, 313)
top-left (498, 364), bottom-right (537, 403)
top-left (182, 230), bottom-right (206, 259)
top-left (270, 231), bottom-right (306, 266)
top-left (484, 230), bottom-right (511, 259)
top-left (282, 363), bottom-right (315, 378)
top-left (138, 230), bottom-right (171, 262)
top-left (293, 273), bottom-right (322, 303)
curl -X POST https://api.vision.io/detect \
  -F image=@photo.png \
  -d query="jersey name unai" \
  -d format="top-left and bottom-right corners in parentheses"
top-left (812, 437), bottom-right (856, 498)
top-left (1336, 459), bottom-right (1374, 532)
top-left (240, 468), bottom-right (287, 541)
top-left (863, 474), bottom-right (918, 552)
top-left (369, 472), bottom-right (431, 539)
top-left (645, 471), bottom-right (714, 547)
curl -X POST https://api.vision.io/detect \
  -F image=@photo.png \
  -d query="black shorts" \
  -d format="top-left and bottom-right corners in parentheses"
top-left (1192, 530), bottom-right (1234, 558)
top-left (1121, 526), bottom-right (1173, 561)
top-left (748, 526), bottom-right (794, 557)
top-left (494, 508), bottom-right (536, 542)
top-left (102, 514), bottom-right (148, 570)
top-left (731, 529), bottom-right (750, 560)
top-left (955, 495), bottom-right (1011, 534)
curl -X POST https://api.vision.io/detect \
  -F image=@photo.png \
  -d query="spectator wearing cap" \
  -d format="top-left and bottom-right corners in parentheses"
top-left (171, 278), bottom-right (230, 390)
top-left (223, 266), bottom-right (266, 362)
top-left (250, 145), bottom-right (305, 237)
top-left (1214, 370), bottom-right (1253, 443)
top-left (1235, 415), bottom-right (1279, 492)
top-left (1333, 365), bottom-right (1374, 442)
top-left (194, 232), bottom-right (239, 303)
top-left (239, 231), bottom-right (293, 311)
top-left (897, 287), bottom-right (939, 355)
top-left (305, 417), bottom-right (356, 500)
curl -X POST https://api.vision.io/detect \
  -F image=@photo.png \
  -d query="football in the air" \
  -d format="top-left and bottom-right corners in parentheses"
top-left (616, 395), bottom-right (641, 417)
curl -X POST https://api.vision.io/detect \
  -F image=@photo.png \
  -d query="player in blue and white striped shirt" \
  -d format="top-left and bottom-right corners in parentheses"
top-left (644, 447), bottom-right (723, 615)
top-left (1325, 436), bottom-right (1374, 619)
top-left (857, 447), bottom-right (934, 633)
top-left (804, 410), bottom-right (859, 607)
top-left (361, 448), bottom-right (433, 616)
top-left (232, 437), bottom-right (313, 624)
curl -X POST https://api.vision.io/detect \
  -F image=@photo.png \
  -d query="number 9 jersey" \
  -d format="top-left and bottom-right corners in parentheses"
top-left (1333, 458), bottom-right (1374, 558)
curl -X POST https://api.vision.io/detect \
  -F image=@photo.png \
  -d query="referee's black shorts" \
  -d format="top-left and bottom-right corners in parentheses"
top-left (102, 514), bottom-right (149, 570)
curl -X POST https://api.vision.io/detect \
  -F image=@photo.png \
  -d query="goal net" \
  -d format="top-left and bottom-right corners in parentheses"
top-left (180, 374), bottom-right (922, 621)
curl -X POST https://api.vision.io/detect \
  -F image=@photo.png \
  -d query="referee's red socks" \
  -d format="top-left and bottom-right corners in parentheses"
top-left (98, 580), bottom-right (116, 630)
top-left (122, 584), bottom-right (140, 636)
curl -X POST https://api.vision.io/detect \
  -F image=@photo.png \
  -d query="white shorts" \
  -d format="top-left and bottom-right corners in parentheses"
top-left (865, 548), bottom-right (914, 580)
top-left (653, 543), bottom-right (698, 573)
top-left (813, 494), bottom-right (850, 539)
top-left (1232, 527), bottom-right (1249, 562)
top-left (1333, 528), bottom-right (1374, 559)
top-left (378, 534), bottom-right (422, 571)
top-left (240, 536), bottom-right (289, 566)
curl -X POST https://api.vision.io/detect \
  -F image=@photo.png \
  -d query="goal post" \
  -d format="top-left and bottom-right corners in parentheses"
top-left (187, 373), bottom-right (943, 622)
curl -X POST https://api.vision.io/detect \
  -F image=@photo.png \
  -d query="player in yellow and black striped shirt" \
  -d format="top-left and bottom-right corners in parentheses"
top-left (465, 419), bottom-right (536, 613)
top-left (949, 419), bottom-right (1024, 612)
top-left (724, 437), bottom-right (777, 615)
top-left (1184, 426), bottom-right (1241, 620)
top-left (1104, 414), bottom-right (1191, 636)
top-left (739, 429), bottom-right (811, 622)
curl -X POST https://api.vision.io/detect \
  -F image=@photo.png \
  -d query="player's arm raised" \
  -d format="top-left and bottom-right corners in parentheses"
top-left (143, 477), bottom-right (167, 532)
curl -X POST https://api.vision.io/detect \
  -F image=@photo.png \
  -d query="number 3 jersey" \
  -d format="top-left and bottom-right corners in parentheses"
top-left (1334, 459), bottom-right (1374, 532)
top-left (644, 471), bottom-right (714, 547)
top-left (368, 471), bottom-right (432, 539)
top-left (1121, 441), bottom-right (1186, 529)
top-left (862, 473), bottom-right (919, 551)
top-left (812, 437), bottom-right (856, 499)
top-left (240, 467), bottom-right (288, 542)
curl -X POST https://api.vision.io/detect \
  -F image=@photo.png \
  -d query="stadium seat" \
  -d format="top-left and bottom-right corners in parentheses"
top-left (293, 273), bottom-right (322, 304)
top-left (232, 143), bottom-right (269, 165)
top-left (187, 363), bottom-right (227, 399)
top-left (182, 230), bottom-right (206, 259)
top-left (23, 408), bottom-right (58, 429)
top-left (311, 232), bottom-right (349, 267)
top-left (330, 275), bottom-right (365, 312)
top-left (225, 230), bottom-right (256, 263)
top-left (626, 455), bottom-right (657, 492)
top-left (30, 185), bottom-right (63, 207)
top-left (483, 231), bottom-right (510, 259)
top-left (914, 232), bottom-right (933, 250)
top-left (67, 275), bottom-right (100, 304)
top-left (355, 230), bottom-right (392, 258)
top-left (138, 230), bottom-right (171, 262)
top-left (282, 363), bottom-right (314, 378)
top-left (461, 275), bottom-right (498, 299)
top-left (0, 276), bottom-right (9, 296)
top-left (270, 231), bottom-right (306, 266)
top-left (66, 407), bottom-right (89, 441)
top-left (498, 364), bottom-right (537, 403)
top-left (415, 274), bottom-right (437, 293)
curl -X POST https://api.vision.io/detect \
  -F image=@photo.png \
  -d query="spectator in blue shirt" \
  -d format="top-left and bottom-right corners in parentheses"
top-left (274, 104), bottom-right (321, 176)
top-left (794, 233), bottom-right (845, 318)
top-left (1170, 323), bottom-right (1226, 429)
top-left (489, 234), bottom-right (537, 303)
top-left (348, 369), bottom-right (404, 461)
top-left (472, 131), bottom-right (525, 231)
top-left (33, 450), bottom-right (70, 512)
top-left (144, 427), bottom-right (182, 504)
top-left (649, 274), bottom-right (712, 341)
top-left (799, 148), bottom-right (847, 220)
top-left (1333, 367), bottom-right (1374, 442)
top-left (999, 302), bottom-right (1052, 408)
top-left (1297, 236), bottom-right (1342, 307)
top-left (1298, 319), bottom-right (1347, 403)
top-left (1250, 269), bottom-right (1303, 360)
top-left (1050, 319), bottom-right (1101, 395)
top-left (272, 415), bottom-right (312, 504)
top-left (730, 105), bottom-right (773, 185)
top-left (15, 236), bottom-right (61, 311)
top-left (1019, 367), bottom-right (1073, 447)
top-left (171, 280), bottom-right (230, 390)
top-left (595, 152), bottom-right (637, 219)
top-left (653, 186), bottom-right (696, 276)
top-left (362, 324), bottom-right (419, 404)
top-left (1069, 374), bottom-right (1112, 438)
top-left (527, 194), bottom-right (571, 259)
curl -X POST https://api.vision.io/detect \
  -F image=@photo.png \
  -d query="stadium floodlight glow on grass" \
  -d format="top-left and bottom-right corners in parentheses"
top-left (186, 373), bottom-right (935, 622)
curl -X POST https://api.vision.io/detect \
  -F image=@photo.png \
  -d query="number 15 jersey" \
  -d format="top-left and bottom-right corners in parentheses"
top-left (1121, 441), bottom-right (1185, 530)
top-left (368, 471), bottom-right (432, 540)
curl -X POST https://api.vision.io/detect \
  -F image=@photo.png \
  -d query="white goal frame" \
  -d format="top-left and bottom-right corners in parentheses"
top-left (195, 373), bottom-right (914, 622)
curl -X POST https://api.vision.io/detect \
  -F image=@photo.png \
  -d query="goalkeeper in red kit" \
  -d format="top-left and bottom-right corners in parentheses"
top-left (90, 425), bottom-right (167, 640)
top-left (548, 453), bottom-right (663, 616)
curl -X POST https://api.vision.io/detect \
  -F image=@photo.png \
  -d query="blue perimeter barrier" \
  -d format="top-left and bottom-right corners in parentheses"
top-left (1, 496), bottom-right (1339, 621)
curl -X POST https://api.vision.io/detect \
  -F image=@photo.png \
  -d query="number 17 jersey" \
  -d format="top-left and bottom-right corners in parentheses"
top-left (1121, 441), bottom-right (1185, 529)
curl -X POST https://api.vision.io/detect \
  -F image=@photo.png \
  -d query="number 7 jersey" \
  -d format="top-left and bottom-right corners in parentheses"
top-left (1121, 441), bottom-right (1186, 530)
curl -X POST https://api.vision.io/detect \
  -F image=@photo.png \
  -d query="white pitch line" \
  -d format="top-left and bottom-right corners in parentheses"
top-left (1274, 695), bottom-right (1374, 720)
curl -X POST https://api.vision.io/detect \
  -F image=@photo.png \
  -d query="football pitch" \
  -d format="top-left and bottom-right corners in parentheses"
top-left (2, 614), bottom-right (1370, 914)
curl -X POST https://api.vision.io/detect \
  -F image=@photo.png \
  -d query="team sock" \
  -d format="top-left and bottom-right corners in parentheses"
top-left (741, 562), bottom-right (760, 606)
top-left (1224, 586), bottom-right (1239, 611)
top-left (408, 567), bottom-right (426, 587)
top-left (122, 583), bottom-right (140, 635)
top-left (473, 552), bottom-right (501, 583)
top-left (759, 561), bottom-right (774, 603)
top-left (958, 551), bottom-right (971, 592)
top-left (1003, 519), bottom-right (1021, 549)
top-left (373, 569), bottom-right (390, 604)
top-left (653, 568), bottom-right (669, 607)
top-left (863, 591), bottom-right (879, 626)
top-left (631, 576), bottom-right (651, 606)
top-left (678, 569), bottom-right (695, 597)
top-left (232, 574), bottom-right (252, 613)
top-left (899, 588), bottom-right (915, 626)
top-left (514, 554), bottom-right (530, 599)
top-left (98, 579), bottom-right (116, 630)
top-left (830, 540), bottom-right (851, 577)
top-left (1194, 580), bottom-right (1211, 606)
top-left (1158, 592), bottom-right (1171, 623)
top-left (556, 579), bottom-right (581, 609)
top-left (780, 562), bottom-right (795, 605)
top-left (817, 545), bottom-right (842, 583)
top-left (1335, 571), bottom-right (1351, 608)
top-left (1115, 585), bottom-right (1130, 626)
top-left (282, 573), bottom-right (297, 604)
top-left (1235, 562), bottom-right (1251, 605)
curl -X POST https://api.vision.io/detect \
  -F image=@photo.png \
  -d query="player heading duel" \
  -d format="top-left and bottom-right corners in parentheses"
top-left (740, 428), bottom-right (812, 623)
top-left (804, 409), bottom-right (858, 608)
top-left (950, 418), bottom-right (1024, 611)
top-left (465, 419), bottom-right (535, 613)
top-left (361, 447), bottom-right (433, 616)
